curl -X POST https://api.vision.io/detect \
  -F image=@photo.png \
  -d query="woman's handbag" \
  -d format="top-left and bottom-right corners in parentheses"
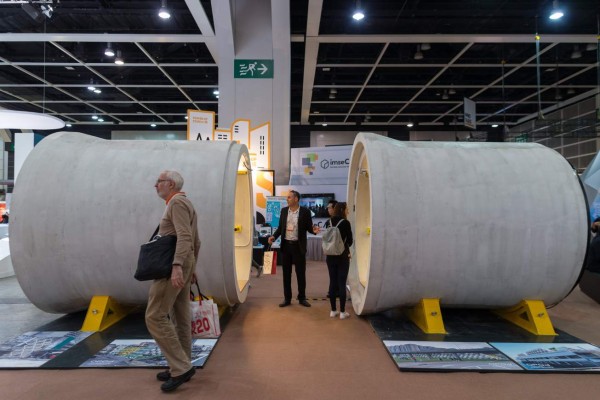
top-left (190, 283), bottom-right (221, 338)
top-left (134, 226), bottom-right (177, 281)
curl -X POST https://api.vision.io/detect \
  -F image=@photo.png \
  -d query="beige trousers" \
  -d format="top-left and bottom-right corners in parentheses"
top-left (145, 253), bottom-right (195, 377)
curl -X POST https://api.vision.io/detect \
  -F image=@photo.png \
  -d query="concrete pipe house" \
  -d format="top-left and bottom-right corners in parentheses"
top-left (347, 132), bottom-right (589, 315)
top-left (10, 132), bottom-right (253, 313)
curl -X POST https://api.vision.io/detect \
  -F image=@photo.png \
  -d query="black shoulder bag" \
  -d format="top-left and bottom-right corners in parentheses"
top-left (134, 226), bottom-right (177, 281)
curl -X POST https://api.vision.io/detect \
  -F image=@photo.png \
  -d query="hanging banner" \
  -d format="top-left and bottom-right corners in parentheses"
top-left (187, 110), bottom-right (215, 141)
top-left (289, 146), bottom-right (352, 185)
top-left (464, 98), bottom-right (476, 129)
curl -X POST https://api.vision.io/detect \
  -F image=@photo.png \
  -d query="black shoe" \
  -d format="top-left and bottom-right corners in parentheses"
top-left (299, 299), bottom-right (311, 307)
top-left (157, 369), bottom-right (193, 383)
top-left (156, 370), bottom-right (171, 382)
top-left (160, 367), bottom-right (196, 392)
top-left (279, 301), bottom-right (291, 307)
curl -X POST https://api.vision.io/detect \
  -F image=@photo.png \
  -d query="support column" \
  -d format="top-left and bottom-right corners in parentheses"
top-left (212, 0), bottom-right (291, 185)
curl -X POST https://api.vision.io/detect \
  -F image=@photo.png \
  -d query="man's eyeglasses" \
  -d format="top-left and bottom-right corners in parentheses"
top-left (155, 179), bottom-right (171, 185)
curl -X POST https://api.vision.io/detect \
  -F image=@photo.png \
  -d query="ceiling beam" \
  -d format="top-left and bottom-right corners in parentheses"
top-left (300, 0), bottom-right (323, 125)
top-left (0, 33), bottom-right (214, 43)
top-left (184, 0), bottom-right (218, 62)
top-left (313, 34), bottom-right (599, 44)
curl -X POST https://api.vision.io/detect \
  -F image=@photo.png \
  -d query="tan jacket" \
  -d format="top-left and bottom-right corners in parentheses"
top-left (158, 194), bottom-right (200, 266)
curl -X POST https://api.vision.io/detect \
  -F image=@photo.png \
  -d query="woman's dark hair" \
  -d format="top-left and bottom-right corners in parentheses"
top-left (333, 202), bottom-right (347, 218)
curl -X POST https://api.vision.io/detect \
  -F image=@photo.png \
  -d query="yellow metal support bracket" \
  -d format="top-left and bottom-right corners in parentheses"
top-left (495, 299), bottom-right (557, 336)
top-left (81, 295), bottom-right (130, 332)
top-left (405, 298), bottom-right (447, 334)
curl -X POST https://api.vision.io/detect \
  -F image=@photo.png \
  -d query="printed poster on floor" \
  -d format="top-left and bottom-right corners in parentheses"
top-left (383, 340), bottom-right (522, 371)
top-left (80, 338), bottom-right (218, 368)
top-left (490, 342), bottom-right (600, 372)
top-left (0, 331), bottom-right (93, 368)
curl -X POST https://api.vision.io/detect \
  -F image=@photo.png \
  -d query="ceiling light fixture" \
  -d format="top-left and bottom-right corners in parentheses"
top-left (414, 45), bottom-right (423, 60)
top-left (213, 90), bottom-right (219, 95)
top-left (570, 45), bottom-right (582, 59)
top-left (352, 0), bottom-right (364, 21)
top-left (92, 115), bottom-right (98, 120)
top-left (421, 43), bottom-right (431, 51)
top-left (104, 43), bottom-right (115, 57)
top-left (158, 0), bottom-right (171, 19)
top-left (442, 90), bottom-right (449, 100)
top-left (151, 123), bottom-right (157, 127)
top-left (586, 43), bottom-right (598, 51)
top-left (406, 122), bottom-right (414, 128)
top-left (448, 85), bottom-right (456, 95)
top-left (492, 124), bottom-right (499, 128)
top-left (549, 0), bottom-right (564, 20)
top-left (94, 89), bottom-right (102, 94)
top-left (567, 87), bottom-right (575, 95)
top-left (98, 118), bottom-right (105, 122)
top-left (66, 123), bottom-right (72, 128)
top-left (87, 79), bottom-right (96, 91)
top-left (114, 50), bottom-right (124, 65)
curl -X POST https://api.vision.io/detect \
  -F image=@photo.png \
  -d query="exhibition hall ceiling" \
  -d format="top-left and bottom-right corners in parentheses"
top-left (0, 0), bottom-right (598, 132)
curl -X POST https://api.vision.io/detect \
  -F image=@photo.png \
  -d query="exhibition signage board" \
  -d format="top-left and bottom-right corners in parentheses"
top-left (187, 111), bottom-right (271, 170)
top-left (464, 97), bottom-right (476, 129)
top-left (187, 110), bottom-right (215, 141)
top-left (289, 145), bottom-right (352, 185)
top-left (253, 170), bottom-right (275, 225)
top-left (234, 59), bottom-right (274, 79)
top-left (186, 110), bottom-right (272, 224)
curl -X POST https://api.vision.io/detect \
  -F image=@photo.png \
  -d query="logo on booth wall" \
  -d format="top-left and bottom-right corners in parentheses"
top-left (302, 153), bottom-right (318, 175)
top-left (321, 159), bottom-right (330, 169)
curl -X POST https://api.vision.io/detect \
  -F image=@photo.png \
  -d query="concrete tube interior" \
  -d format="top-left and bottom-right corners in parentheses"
top-left (347, 132), bottom-right (589, 315)
top-left (10, 132), bottom-right (253, 313)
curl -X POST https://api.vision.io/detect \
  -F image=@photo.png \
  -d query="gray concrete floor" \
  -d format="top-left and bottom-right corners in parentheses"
top-left (0, 276), bottom-right (64, 343)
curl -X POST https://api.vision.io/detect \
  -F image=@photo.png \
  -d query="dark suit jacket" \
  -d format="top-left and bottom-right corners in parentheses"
top-left (272, 206), bottom-right (314, 254)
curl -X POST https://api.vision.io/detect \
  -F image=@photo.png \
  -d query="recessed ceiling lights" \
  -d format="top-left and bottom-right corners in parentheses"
top-left (114, 50), bottom-right (124, 65)
top-left (352, 11), bottom-right (364, 21)
top-left (158, 0), bottom-right (171, 19)
top-left (549, 0), bottom-right (564, 20)
top-left (352, 0), bottom-right (364, 20)
top-left (414, 45), bottom-right (424, 60)
top-left (104, 42), bottom-right (115, 57)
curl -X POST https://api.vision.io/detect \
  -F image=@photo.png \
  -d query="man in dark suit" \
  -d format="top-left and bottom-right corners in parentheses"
top-left (268, 190), bottom-right (319, 307)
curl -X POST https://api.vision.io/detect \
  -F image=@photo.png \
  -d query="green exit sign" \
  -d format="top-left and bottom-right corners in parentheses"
top-left (234, 59), bottom-right (273, 79)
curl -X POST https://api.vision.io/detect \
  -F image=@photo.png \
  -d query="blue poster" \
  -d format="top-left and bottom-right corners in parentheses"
top-left (265, 196), bottom-right (287, 230)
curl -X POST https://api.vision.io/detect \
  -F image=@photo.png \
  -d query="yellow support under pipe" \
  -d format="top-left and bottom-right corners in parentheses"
top-left (405, 298), bottom-right (447, 334)
top-left (81, 295), bottom-right (130, 332)
top-left (495, 299), bottom-right (557, 336)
